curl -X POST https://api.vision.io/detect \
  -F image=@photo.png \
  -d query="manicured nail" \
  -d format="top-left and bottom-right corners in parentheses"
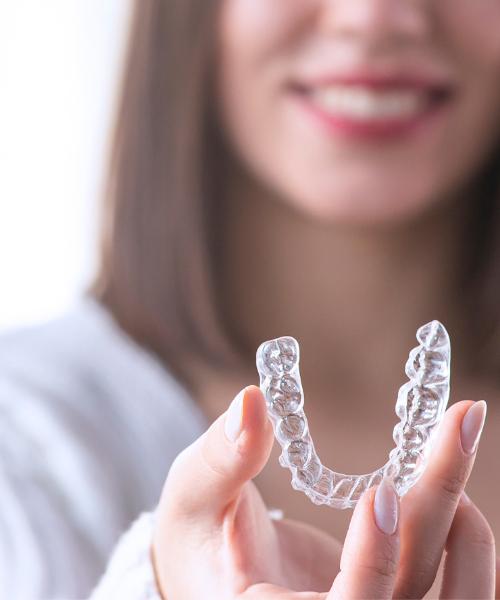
top-left (224, 388), bottom-right (246, 442)
top-left (459, 491), bottom-right (471, 505)
top-left (374, 477), bottom-right (399, 535)
top-left (461, 401), bottom-right (487, 455)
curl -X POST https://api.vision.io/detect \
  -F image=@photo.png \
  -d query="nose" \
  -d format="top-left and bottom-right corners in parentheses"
top-left (319, 0), bottom-right (432, 51)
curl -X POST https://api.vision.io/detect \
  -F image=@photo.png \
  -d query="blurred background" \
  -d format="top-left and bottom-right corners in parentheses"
top-left (0, 0), bottom-right (131, 333)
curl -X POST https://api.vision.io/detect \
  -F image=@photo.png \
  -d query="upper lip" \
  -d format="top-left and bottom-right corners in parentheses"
top-left (292, 69), bottom-right (456, 95)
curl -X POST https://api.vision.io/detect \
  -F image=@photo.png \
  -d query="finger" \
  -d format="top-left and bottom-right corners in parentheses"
top-left (153, 385), bottom-right (276, 598)
top-left (440, 492), bottom-right (495, 599)
top-left (329, 477), bottom-right (400, 600)
top-left (394, 400), bottom-right (487, 599)
top-left (159, 385), bottom-right (274, 523)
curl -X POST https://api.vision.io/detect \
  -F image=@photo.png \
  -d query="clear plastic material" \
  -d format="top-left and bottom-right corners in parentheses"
top-left (256, 321), bottom-right (450, 508)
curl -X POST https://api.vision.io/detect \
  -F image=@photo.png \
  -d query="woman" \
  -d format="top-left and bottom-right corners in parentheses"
top-left (1, 0), bottom-right (499, 597)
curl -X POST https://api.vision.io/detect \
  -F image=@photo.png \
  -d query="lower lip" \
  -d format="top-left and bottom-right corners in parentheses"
top-left (294, 92), bottom-right (451, 141)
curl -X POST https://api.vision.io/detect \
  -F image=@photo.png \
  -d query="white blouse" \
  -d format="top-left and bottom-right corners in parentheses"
top-left (0, 299), bottom-right (207, 599)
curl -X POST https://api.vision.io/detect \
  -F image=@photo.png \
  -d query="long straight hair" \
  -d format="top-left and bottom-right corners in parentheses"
top-left (93, 0), bottom-right (240, 381)
top-left (93, 0), bottom-right (500, 383)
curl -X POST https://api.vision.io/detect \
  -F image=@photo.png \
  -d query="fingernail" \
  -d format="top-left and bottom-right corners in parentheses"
top-left (460, 491), bottom-right (471, 505)
top-left (374, 477), bottom-right (399, 535)
top-left (461, 401), bottom-right (487, 455)
top-left (224, 388), bottom-right (246, 442)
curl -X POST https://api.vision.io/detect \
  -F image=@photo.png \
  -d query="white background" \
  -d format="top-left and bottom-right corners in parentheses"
top-left (0, 1), bottom-right (132, 332)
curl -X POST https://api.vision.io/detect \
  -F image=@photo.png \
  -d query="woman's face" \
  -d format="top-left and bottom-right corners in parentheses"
top-left (217, 0), bottom-right (500, 224)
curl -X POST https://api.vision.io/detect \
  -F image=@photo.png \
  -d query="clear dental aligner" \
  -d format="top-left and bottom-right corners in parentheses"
top-left (256, 321), bottom-right (450, 509)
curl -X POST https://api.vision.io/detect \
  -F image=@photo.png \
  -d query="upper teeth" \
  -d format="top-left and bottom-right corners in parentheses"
top-left (311, 86), bottom-right (428, 121)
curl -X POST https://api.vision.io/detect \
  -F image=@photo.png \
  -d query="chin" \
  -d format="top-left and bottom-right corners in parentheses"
top-left (287, 187), bottom-right (445, 228)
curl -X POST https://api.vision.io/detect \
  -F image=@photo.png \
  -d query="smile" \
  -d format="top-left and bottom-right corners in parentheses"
top-left (310, 85), bottom-right (430, 121)
top-left (256, 321), bottom-right (451, 509)
top-left (290, 74), bottom-right (455, 140)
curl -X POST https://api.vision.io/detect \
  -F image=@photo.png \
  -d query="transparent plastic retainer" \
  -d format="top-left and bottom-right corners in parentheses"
top-left (256, 321), bottom-right (450, 509)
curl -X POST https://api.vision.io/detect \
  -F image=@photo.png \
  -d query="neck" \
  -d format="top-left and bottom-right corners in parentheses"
top-left (214, 163), bottom-right (469, 417)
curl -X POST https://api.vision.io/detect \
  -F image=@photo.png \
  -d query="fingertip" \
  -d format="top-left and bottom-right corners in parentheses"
top-left (203, 384), bottom-right (273, 486)
top-left (245, 384), bottom-right (265, 398)
top-left (241, 385), bottom-right (272, 435)
top-left (437, 400), bottom-right (487, 457)
top-left (461, 400), bottom-right (487, 455)
top-left (343, 482), bottom-right (400, 558)
top-left (352, 484), bottom-right (377, 522)
top-left (238, 384), bottom-right (274, 466)
top-left (445, 399), bottom-right (476, 422)
top-left (433, 399), bottom-right (475, 453)
top-left (223, 385), bottom-right (268, 444)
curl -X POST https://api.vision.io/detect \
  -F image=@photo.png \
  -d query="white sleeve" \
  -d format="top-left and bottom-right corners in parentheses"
top-left (89, 511), bottom-right (163, 600)
top-left (0, 382), bottom-right (124, 599)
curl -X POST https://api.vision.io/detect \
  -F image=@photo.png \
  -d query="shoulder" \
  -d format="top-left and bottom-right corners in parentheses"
top-left (0, 298), bottom-right (168, 393)
top-left (0, 299), bottom-right (194, 401)
top-left (0, 297), bottom-right (207, 467)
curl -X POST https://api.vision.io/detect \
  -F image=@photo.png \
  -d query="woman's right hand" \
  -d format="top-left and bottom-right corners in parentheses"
top-left (152, 386), bottom-right (496, 599)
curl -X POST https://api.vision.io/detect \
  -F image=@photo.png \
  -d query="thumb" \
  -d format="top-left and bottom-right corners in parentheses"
top-left (158, 384), bottom-right (274, 525)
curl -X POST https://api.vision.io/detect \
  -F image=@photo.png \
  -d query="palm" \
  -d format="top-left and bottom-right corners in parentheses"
top-left (228, 481), bottom-right (342, 594)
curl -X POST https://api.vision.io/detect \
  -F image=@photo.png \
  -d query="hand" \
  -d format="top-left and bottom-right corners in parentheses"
top-left (152, 386), bottom-right (496, 599)
top-left (393, 399), bottom-right (495, 599)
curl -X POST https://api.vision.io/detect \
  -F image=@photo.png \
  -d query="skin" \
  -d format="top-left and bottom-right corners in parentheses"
top-left (154, 0), bottom-right (500, 597)
top-left (216, 0), bottom-right (500, 224)
top-left (153, 388), bottom-right (496, 599)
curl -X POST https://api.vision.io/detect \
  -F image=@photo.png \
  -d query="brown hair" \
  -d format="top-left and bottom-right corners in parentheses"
top-left (93, 0), bottom-right (240, 381)
top-left (94, 0), bottom-right (500, 382)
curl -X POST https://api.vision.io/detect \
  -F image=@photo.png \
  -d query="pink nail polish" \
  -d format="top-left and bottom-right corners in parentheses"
top-left (224, 388), bottom-right (246, 442)
top-left (374, 477), bottom-right (399, 535)
top-left (461, 401), bottom-right (487, 455)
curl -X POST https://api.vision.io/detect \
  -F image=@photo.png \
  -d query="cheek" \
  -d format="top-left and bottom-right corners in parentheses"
top-left (439, 0), bottom-right (500, 64)
top-left (433, 3), bottom-right (500, 191)
top-left (436, 0), bottom-right (500, 146)
top-left (216, 0), bottom-right (321, 196)
top-left (218, 0), bottom-right (316, 57)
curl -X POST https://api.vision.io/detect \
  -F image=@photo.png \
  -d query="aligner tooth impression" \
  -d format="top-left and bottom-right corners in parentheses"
top-left (255, 321), bottom-right (450, 508)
